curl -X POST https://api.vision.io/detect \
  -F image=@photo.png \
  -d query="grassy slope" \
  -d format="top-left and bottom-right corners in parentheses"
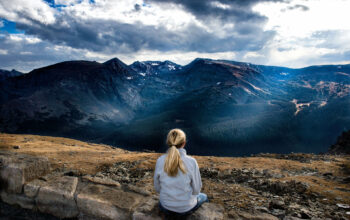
top-left (1, 133), bottom-right (349, 217)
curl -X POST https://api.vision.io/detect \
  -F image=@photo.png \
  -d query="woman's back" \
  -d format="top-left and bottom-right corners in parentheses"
top-left (154, 148), bottom-right (202, 213)
top-left (154, 128), bottom-right (208, 215)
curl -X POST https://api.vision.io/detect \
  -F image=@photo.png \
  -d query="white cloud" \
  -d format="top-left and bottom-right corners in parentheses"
top-left (116, 50), bottom-right (237, 65)
top-left (54, 0), bottom-right (81, 5)
top-left (0, 0), bottom-right (56, 25)
top-left (0, 20), bottom-right (4, 28)
top-left (61, 0), bottom-right (198, 31)
top-left (251, 0), bottom-right (350, 67)
top-left (0, 0), bottom-right (349, 70)
top-left (0, 49), bottom-right (8, 55)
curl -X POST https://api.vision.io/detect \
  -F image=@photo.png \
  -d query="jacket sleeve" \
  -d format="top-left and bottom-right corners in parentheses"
top-left (153, 158), bottom-right (161, 193)
top-left (191, 159), bottom-right (202, 195)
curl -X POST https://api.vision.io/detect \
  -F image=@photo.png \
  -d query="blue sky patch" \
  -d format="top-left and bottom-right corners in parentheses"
top-left (0, 19), bottom-right (24, 34)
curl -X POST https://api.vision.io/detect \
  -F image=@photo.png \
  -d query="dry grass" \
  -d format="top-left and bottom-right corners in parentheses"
top-left (1, 133), bottom-right (349, 210)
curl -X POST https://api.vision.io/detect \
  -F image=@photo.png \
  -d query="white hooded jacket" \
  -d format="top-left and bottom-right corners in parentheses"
top-left (154, 148), bottom-right (202, 213)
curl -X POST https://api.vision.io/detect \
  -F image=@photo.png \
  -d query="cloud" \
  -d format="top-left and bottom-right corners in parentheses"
top-left (283, 4), bottom-right (309, 11)
top-left (0, 33), bottom-right (96, 72)
top-left (134, 3), bottom-right (141, 11)
top-left (0, 20), bottom-right (3, 28)
top-left (0, 0), bottom-right (56, 25)
top-left (0, 0), bottom-right (350, 71)
top-left (145, 0), bottom-right (288, 23)
top-left (1, 0), bottom-right (276, 55)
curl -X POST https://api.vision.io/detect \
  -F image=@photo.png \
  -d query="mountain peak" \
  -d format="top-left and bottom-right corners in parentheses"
top-left (103, 57), bottom-right (134, 75)
top-left (0, 68), bottom-right (23, 80)
top-left (104, 57), bottom-right (128, 67)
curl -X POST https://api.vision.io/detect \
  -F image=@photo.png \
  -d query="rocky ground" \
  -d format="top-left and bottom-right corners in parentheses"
top-left (1, 133), bottom-right (350, 219)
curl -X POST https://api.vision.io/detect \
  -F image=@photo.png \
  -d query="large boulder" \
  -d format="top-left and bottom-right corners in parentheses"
top-left (132, 196), bottom-right (161, 220)
top-left (36, 175), bottom-right (79, 218)
top-left (1, 190), bottom-right (35, 210)
top-left (0, 151), bottom-right (50, 193)
top-left (77, 182), bottom-right (148, 220)
top-left (187, 203), bottom-right (224, 220)
top-left (132, 199), bottom-right (224, 220)
top-left (228, 210), bottom-right (279, 220)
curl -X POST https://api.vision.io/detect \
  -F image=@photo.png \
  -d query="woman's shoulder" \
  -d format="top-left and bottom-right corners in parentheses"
top-left (156, 154), bottom-right (167, 163)
top-left (183, 154), bottom-right (198, 165)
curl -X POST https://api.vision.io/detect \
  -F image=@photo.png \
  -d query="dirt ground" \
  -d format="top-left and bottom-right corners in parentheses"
top-left (1, 133), bottom-right (350, 219)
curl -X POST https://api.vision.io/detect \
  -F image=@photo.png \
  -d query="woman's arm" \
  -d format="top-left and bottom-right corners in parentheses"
top-left (191, 159), bottom-right (202, 195)
top-left (153, 158), bottom-right (161, 193)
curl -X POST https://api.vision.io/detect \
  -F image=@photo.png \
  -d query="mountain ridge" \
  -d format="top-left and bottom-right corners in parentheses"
top-left (0, 57), bottom-right (349, 156)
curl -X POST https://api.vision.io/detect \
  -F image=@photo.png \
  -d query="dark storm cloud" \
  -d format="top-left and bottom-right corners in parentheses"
top-left (14, 10), bottom-right (275, 54)
top-left (134, 4), bottom-right (141, 11)
top-left (0, 0), bottom-right (293, 71)
top-left (282, 4), bottom-right (309, 11)
top-left (0, 34), bottom-right (86, 72)
top-left (146, 0), bottom-right (289, 22)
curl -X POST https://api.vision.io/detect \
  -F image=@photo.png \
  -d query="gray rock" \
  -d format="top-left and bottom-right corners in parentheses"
top-left (187, 203), bottom-right (224, 220)
top-left (132, 196), bottom-right (161, 220)
top-left (24, 178), bottom-right (48, 198)
top-left (231, 210), bottom-right (279, 220)
top-left (125, 185), bottom-right (152, 196)
top-left (36, 175), bottom-right (79, 218)
top-left (1, 190), bottom-right (35, 209)
top-left (255, 206), bottom-right (269, 213)
top-left (132, 198), bottom-right (224, 220)
top-left (77, 182), bottom-right (147, 220)
top-left (82, 175), bottom-right (121, 187)
top-left (0, 151), bottom-right (50, 193)
top-left (269, 199), bottom-right (285, 210)
top-left (283, 216), bottom-right (303, 220)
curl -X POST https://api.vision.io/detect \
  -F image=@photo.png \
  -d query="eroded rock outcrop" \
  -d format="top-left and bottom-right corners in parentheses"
top-left (0, 150), bottom-right (50, 193)
top-left (0, 151), bottom-right (225, 220)
top-left (36, 175), bottom-right (79, 218)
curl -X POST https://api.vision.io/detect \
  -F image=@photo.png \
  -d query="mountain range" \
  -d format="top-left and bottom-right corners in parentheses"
top-left (0, 58), bottom-right (349, 156)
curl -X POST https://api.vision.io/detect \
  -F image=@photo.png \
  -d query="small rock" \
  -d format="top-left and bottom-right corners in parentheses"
top-left (82, 175), bottom-right (121, 187)
top-left (342, 176), bottom-right (350, 183)
top-left (234, 210), bottom-right (278, 220)
top-left (269, 199), bottom-right (285, 210)
top-left (270, 209), bottom-right (285, 217)
top-left (13, 145), bottom-right (20, 149)
top-left (336, 203), bottom-right (350, 209)
top-left (283, 216), bottom-right (303, 220)
top-left (255, 206), bottom-right (269, 213)
top-left (300, 208), bottom-right (311, 219)
top-left (125, 185), bottom-right (151, 196)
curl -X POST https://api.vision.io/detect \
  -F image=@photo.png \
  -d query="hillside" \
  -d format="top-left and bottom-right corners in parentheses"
top-left (1, 133), bottom-right (349, 219)
top-left (0, 58), bottom-right (349, 156)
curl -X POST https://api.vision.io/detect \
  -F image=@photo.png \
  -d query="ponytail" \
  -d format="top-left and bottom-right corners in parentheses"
top-left (164, 145), bottom-right (187, 176)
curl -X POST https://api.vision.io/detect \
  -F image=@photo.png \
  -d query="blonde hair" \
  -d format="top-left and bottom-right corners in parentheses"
top-left (164, 128), bottom-right (187, 176)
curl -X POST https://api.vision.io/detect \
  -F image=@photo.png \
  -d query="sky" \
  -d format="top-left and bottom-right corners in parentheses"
top-left (0, 0), bottom-right (350, 72)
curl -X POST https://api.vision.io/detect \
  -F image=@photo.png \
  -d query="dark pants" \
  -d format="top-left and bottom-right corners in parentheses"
top-left (159, 193), bottom-right (209, 218)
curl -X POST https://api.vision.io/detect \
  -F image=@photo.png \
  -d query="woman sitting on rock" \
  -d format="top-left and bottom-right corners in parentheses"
top-left (154, 128), bottom-right (208, 217)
